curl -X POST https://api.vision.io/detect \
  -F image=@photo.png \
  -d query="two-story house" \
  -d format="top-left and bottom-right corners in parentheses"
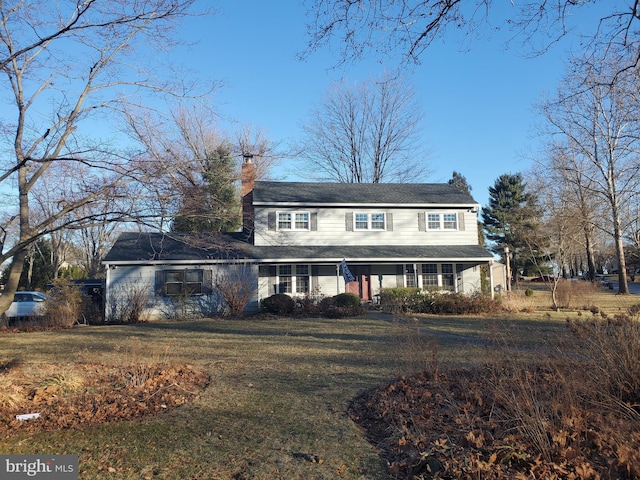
top-left (102, 160), bottom-right (495, 319)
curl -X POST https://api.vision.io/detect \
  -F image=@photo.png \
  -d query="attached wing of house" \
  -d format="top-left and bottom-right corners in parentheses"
top-left (102, 161), bottom-right (496, 318)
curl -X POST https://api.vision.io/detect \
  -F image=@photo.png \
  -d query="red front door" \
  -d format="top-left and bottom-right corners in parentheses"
top-left (346, 266), bottom-right (371, 301)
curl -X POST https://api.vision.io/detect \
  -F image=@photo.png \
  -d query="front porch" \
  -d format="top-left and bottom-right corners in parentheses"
top-left (258, 261), bottom-right (490, 304)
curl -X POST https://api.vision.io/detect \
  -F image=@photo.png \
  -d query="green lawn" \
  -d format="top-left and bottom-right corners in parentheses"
top-left (0, 292), bottom-right (633, 479)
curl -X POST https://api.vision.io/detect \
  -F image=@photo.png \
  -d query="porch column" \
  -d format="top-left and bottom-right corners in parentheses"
top-left (489, 260), bottom-right (495, 299)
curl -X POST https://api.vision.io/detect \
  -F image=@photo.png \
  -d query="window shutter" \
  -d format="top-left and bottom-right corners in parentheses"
top-left (154, 270), bottom-right (165, 297)
top-left (202, 269), bottom-right (213, 295)
top-left (386, 213), bottom-right (393, 231)
top-left (268, 211), bottom-right (276, 230)
top-left (311, 212), bottom-right (318, 231)
top-left (345, 212), bottom-right (353, 231)
top-left (396, 264), bottom-right (404, 287)
top-left (418, 212), bottom-right (426, 231)
top-left (458, 212), bottom-right (465, 231)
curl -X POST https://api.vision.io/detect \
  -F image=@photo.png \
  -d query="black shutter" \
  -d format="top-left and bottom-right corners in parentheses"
top-left (310, 212), bottom-right (318, 231)
top-left (155, 270), bottom-right (165, 297)
top-left (386, 213), bottom-right (393, 231)
top-left (268, 211), bottom-right (276, 230)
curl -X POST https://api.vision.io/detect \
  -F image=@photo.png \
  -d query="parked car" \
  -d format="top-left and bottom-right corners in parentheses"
top-left (3, 291), bottom-right (48, 319)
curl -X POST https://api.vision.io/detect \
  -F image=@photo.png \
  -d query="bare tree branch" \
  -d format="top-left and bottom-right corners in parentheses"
top-left (299, 71), bottom-right (431, 183)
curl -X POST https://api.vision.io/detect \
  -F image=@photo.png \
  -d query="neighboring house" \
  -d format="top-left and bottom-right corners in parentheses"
top-left (102, 160), bottom-right (495, 319)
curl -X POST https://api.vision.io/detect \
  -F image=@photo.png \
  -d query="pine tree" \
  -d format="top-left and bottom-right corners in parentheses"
top-left (482, 173), bottom-right (546, 280)
top-left (448, 171), bottom-right (472, 195)
top-left (172, 144), bottom-right (241, 233)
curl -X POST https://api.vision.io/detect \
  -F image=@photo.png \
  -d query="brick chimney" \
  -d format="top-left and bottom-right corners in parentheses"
top-left (241, 155), bottom-right (255, 240)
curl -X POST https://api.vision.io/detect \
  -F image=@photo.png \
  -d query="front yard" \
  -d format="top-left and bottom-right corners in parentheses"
top-left (1, 285), bottom-right (638, 479)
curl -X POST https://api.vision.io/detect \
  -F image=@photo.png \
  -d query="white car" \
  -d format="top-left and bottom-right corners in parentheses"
top-left (4, 291), bottom-right (48, 319)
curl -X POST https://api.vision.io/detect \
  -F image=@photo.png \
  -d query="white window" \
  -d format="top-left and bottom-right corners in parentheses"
top-left (442, 264), bottom-right (455, 290)
top-left (426, 212), bottom-right (458, 230)
top-left (443, 213), bottom-right (457, 230)
top-left (421, 264), bottom-right (438, 288)
top-left (278, 265), bottom-right (292, 293)
top-left (354, 212), bottom-right (386, 230)
top-left (277, 211), bottom-right (310, 230)
top-left (277, 264), bottom-right (311, 294)
top-left (295, 265), bottom-right (310, 294)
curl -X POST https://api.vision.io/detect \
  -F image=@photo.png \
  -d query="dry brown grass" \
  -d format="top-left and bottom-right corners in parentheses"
top-left (0, 285), bottom-right (638, 479)
top-left (0, 317), bottom-right (412, 479)
top-left (352, 300), bottom-right (640, 478)
top-left (512, 280), bottom-right (640, 318)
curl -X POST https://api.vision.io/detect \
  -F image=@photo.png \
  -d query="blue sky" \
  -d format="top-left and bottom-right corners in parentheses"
top-left (178, 1), bottom-right (597, 208)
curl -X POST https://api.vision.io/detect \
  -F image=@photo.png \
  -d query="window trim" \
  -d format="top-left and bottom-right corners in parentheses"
top-left (425, 212), bottom-right (458, 231)
top-left (353, 212), bottom-right (386, 231)
top-left (163, 269), bottom-right (204, 296)
top-left (276, 264), bottom-right (311, 295)
top-left (276, 211), bottom-right (311, 231)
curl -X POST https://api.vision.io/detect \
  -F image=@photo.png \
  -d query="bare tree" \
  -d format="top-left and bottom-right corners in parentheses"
top-left (532, 146), bottom-right (602, 281)
top-left (234, 123), bottom-right (282, 181)
top-left (303, 1), bottom-right (640, 70)
top-left (538, 57), bottom-right (640, 294)
top-left (299, 72), bottom-right (430, 183)
top-left (0, 0), bottom-right (211, 315)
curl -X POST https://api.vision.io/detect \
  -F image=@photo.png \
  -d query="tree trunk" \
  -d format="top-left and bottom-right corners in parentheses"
top-left (0, 249), bottom-right (28, 314)
top-left (614, 223), bottom-right (629, 294)
top-left (584, 226), bottom-right (597, 281)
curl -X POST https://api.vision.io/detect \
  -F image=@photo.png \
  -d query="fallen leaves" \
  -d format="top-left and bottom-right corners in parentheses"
top-left (349, 368), bottom-right (640, 479)
top-left (0, 363), bottom-right (209, 438)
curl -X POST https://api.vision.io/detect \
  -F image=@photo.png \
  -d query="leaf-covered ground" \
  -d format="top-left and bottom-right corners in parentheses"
top-left (349, 368), bottom-right (640, 479)
top-left (0, 363), bottom-right (210, 439)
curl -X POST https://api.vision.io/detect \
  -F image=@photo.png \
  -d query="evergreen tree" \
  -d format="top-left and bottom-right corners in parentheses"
top-left (448, 171), bottom-right (472, 195)
top-left (172, 144), bottom-right (241, 233)
top-left (482, 173), bottom-right (546, 282)
top-left (6, 239), bottom-right (55, 291)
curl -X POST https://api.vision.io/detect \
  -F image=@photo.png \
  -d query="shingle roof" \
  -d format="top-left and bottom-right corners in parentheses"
top-left (103, 233), bottom-right (493, 264)
top-left (252, 182), bottom-right (478, 205)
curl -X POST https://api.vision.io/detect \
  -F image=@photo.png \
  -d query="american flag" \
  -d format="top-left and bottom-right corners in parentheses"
top-left (341, 259), bottom-right (356, 283)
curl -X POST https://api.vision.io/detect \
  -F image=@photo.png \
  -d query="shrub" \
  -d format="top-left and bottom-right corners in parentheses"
top-left (380, 288), bottom-right (501, 315)
top-left (215, 264), bottom-right (257, 316)
top-left (554, 279), bottom-right (602, 310)
top-left (524, 288), bottom-right (534, 297)
top-left (260, 294), bottom-right (295, 315)
top-left (107, 282), bottom-right (152, 324)
top-left (45, 279), bottom-right (86, 327)
top-left (318, 295), bottom-right (365, 318)
top-left (379, 287), bottom-right (421, 313)
top-left (334, 292), bottom-right (361, 308)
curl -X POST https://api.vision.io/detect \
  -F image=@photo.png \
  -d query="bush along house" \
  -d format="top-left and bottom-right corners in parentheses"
top-left (102, 160), bottom-right (496, 320)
